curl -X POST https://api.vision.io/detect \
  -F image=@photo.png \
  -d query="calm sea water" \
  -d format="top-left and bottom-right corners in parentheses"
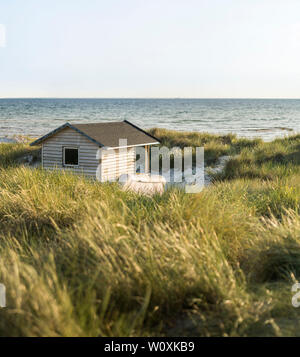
top-left (0, 98), bottom-right (299, 141)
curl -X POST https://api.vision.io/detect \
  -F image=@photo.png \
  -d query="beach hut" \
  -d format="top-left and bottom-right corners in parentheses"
top-left (30, 120), bottom-right (160, 182)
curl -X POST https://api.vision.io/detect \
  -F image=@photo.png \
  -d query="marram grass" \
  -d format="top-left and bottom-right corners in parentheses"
top-left (0, 131), bottom-right (300, 336)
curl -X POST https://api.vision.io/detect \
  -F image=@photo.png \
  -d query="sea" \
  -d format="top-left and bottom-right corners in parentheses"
top-left (0, 98), bottom-right (299, 141)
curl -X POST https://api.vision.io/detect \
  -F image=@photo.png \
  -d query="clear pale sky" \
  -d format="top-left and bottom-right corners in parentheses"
top-left (1, 0), bottom-right (300, 98)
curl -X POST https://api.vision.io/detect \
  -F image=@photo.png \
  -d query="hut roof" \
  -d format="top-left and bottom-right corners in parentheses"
top-left (30, 120), bottom-right (160, 148)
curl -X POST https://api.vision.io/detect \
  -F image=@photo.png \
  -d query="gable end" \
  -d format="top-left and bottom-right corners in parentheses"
top-left (30, 123), bottom-right (104, 147)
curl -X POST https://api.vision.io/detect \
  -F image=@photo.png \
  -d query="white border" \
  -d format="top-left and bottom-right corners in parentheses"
top-left (0, 25), bottom-right (6, 48)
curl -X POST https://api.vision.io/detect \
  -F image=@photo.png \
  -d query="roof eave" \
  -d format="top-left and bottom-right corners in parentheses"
top-left (30, 122), bottom-right (104, 147)
top-left (104, 141), bottom-right (160, 150)
top-left (30, 122), bottom-right (71, 146)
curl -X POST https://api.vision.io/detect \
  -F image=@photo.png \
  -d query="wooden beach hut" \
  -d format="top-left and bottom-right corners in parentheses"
top-left (30, 120), bottom-right (160, 182)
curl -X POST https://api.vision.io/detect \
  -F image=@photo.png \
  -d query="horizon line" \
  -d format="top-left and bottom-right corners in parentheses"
top-left (1, 97), bottom-right (300, 100)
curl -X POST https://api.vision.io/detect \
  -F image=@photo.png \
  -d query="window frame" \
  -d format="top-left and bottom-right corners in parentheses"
top-left (62, 146), bottom-right (79, 167)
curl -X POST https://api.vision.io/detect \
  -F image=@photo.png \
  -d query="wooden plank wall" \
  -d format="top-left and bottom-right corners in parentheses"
top-left (101, 147), bottom-right (135, 182)
top-left (42, 127), bottom-right (99, 177)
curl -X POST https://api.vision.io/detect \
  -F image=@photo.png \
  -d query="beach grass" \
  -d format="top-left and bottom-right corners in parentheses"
top-left (148, 127), bottom-right (262, 165)
top-left (0, 131), bottom-right (300, 336)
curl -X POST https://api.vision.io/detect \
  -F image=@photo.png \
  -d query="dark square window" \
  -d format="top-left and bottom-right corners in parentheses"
top-left (64, 147), bottom-right (78, 166)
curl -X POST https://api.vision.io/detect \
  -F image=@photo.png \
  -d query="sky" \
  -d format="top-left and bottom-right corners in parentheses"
top-left (1, 0), bottom-right (300, 98)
